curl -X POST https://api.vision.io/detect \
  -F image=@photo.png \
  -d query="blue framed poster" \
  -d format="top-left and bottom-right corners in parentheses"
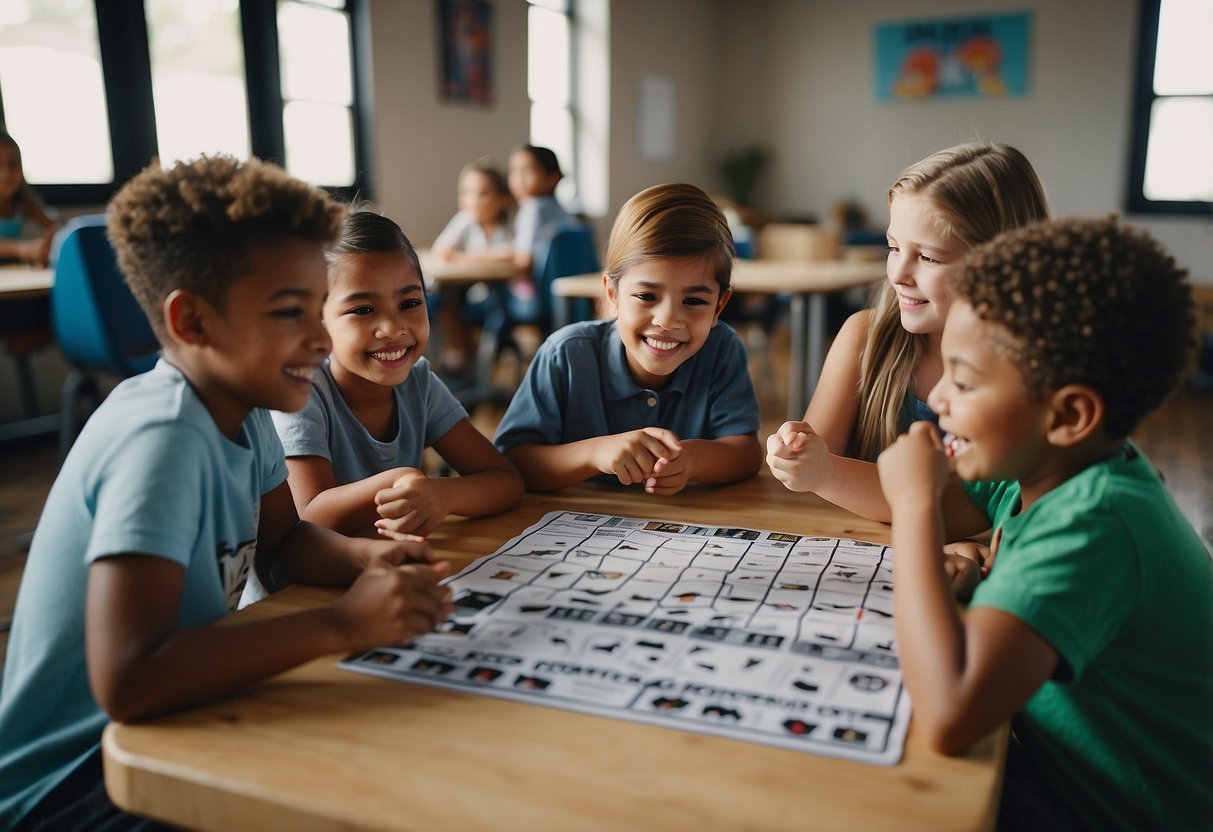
top-left (874, 12), bottom-right (1030, 101)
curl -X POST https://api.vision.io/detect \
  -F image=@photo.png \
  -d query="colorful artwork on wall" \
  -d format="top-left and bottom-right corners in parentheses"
top-left (437, 0), bottom-right (493, 105)
top-left (874, 12), bottom-right (1030, 101)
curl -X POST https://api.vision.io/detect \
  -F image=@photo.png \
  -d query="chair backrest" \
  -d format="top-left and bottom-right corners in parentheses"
top-left (515, 221), bottom-right (601, 332)
top-left (51, 214), bottom-right (159, 377)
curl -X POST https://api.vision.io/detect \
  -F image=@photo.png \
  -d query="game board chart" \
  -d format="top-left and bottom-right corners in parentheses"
top-left (341, 511), bottom-right (912, 766)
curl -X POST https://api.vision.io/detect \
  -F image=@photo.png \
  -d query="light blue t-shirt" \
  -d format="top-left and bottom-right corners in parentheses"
top-left (0, 205), bottom-right (23, 239)
top-left (494, 319), bottom-right (760, 484)
top-left (271, 357), bottom-right (467, 484)
top-left (0, 359), bottom-right (286, 827)
top-left (432, 209), bottom-right (512, 256)
top-left (513, 194), bottom-right (571, 258)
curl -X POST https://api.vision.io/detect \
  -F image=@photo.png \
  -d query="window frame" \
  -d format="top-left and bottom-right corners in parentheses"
top-left (1126, 0), bottom-right (1213, 216)
top-left (0, 0), bottom-right (372, 207)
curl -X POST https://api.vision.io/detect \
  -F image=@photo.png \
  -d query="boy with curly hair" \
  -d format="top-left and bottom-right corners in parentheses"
top-left (878, 216), bottom-right (1211, 831)
top-left (0, 155), bottom-right (453, 831)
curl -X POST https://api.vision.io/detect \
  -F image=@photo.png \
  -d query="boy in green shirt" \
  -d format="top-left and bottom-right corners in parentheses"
top-left (878, 216), bottom-right (1211, 831)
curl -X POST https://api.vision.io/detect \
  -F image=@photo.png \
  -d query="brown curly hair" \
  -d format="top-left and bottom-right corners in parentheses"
top-left (954, 216), bottom-right (1197, 438)
top-left (107, 154), bottom-right (346, 340)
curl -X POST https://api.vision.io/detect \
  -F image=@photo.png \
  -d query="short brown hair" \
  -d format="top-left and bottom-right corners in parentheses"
top-left (107, 154), bottom-right (345, 340)
top-left (954, 216), bottom-right (1197, 438)
top-left (603, 183), bottom-right (734, 293)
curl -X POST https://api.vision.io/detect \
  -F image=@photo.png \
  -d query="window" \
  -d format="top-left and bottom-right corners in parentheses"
top-left (1127, 0), bottom-right (1213, 215)
top-left (527, 0), bottom-right (577, 208)
top-left (0, 0), bottom-right (369, 206)
top-left (0, 0), bottom-right (114, 186)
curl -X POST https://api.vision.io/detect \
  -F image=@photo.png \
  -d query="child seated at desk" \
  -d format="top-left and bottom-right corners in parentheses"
top-left (508, 144), bottom-right (573, 286)
top-left (0, 155), bottom-right (453, 832)
top-left (267, 210), bottom-right (522, 566)
top-left (877, 217), bottom-right (1212, 831)
top-left (494, 182), bottom-right (762, 493)
top-left (430, 158), bottom-right (514, 375)
top-left (0, 130), bottom-right (57, 267)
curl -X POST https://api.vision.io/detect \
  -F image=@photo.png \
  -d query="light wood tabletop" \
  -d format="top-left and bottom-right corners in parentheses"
top-left (417, 248), bottom-right (516, 284)
top-left (552, 258), bottom-right (886, 420)
top-left (0, 264), bottom-right (54, 300)
top-left (103, 474), bottom-right (1005, 832)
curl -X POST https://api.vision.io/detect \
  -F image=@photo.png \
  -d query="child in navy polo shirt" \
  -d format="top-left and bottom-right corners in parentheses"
top-left (494, 182), bottom-right (762, 494)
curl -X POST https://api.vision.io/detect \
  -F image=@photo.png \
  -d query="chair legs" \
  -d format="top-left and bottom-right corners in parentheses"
top-left (59, 369), bottom-right (102, 460)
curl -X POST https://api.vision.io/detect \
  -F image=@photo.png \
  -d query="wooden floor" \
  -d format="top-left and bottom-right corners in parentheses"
top-left (2, 326), bottom-right (1211, 679)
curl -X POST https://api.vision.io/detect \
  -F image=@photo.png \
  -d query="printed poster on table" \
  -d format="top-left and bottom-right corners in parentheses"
top-left (874, 11), bottom-right (1030, 101)
top-left (340, 510), bottom-right (912, 766)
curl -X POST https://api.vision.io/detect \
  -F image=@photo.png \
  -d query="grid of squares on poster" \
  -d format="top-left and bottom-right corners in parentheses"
top-left (341, 511), bottom-right (911, 765)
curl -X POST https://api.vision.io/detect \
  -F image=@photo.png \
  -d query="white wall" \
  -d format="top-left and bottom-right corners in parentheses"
top-left (743, 0), bottom-right (1212, 284)
top-left (367, 0), bottom-right (529, 247)
top-left (364, 0), bottom-right (1209, 285)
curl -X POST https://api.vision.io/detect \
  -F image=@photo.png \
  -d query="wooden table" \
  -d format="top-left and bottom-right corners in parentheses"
top-left (0, 263), bottom-right (54, 300)
top-left (552, 258), bottom-right (885, 420)
top-left (103, 474), bottom-right (1006, 832)
top-left (417, 249), bottom-right (518, 408)
top-left (0, 264), bottom-right (59, 442)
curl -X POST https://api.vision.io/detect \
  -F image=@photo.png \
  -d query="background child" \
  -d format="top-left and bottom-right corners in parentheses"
top-left (878, 217), bottom-right (1211, 832)
top-left (430, 158), bottom-right (514, 374)
top-left (766, 142), bottom-right (1049, 522)
top-left (0, 156), bottom-right (452, 831)
top-left (0, 130), bottom-right (57, 266)
top-left (508, 144), bottom-right (573, 278)
top-left (271, 210), bottom-right (523, 553)
top-left (494, 182), bottom-right (762, 494)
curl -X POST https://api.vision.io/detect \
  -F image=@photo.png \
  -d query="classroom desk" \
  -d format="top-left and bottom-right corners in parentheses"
top-left (0, 263), bottom-right (54, 300)
top-left (103, 474), bottom-right (1006, 832)
top-left (552, 258), bottom-right (885, 420)
top-left (0, 264), bottom-right (59, 441)
top-left (417, 249), bottom-right (517, 408)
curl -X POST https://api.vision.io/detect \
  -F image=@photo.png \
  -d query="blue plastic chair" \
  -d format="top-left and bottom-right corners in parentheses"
top-left (506, 221), bottom-right (600, 334)
top-left (51, 214), bottom-right (159, 455)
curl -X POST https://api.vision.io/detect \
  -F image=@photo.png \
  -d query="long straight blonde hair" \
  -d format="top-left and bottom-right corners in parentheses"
top-left (852, 143), bottom-right (1049, 460)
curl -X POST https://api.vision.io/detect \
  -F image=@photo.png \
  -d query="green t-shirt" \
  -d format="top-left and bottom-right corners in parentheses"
top-left (964, 442), bottom-right (1212, 832)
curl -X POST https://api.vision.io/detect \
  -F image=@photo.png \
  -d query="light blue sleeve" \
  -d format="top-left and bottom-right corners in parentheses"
top-left (433, 210), bottom-right (474, 252)
top-left (422, 366), bottom-right (469, 443)
top-left (87, 422), bottom-right (209, 567)
top-left (706, 326), bottom-right (761, 437)
top-left (493, 340), bottom-right (569, 450)
top-left (271, 387), bottom-right (331, 461)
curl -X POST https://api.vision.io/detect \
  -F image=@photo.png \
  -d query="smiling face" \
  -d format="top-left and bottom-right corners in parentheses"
top-left (323, 251), bottom-right (429, 398)
top-left (193, 239), bottom-right (332, 436)
top-left (930, 301), bottom-right (1054, 485)
top-left (885, 193), bottom-right (969, 342)
top-left (458, 169), bottom-right (509, 228)
top-left (604, 255), bottom-right (730, 390)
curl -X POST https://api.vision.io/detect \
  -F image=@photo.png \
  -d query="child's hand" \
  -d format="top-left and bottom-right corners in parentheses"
top-left (330, 561), bottom-right (454, 653)
top-left (766, 421), bottom-right (833, 493)
top-left (644, 453), bottom-right (694, 496)
top-left (592, 428), bottom-right (682, 486)
top-left (943, 539), bottom-right (995, 579)
top-left (877, 422), bottom-right (949, 507)
top-left (17, 238), bottom-right (50, 267)
top-left (942, 550), bottom-right (983, 601)
top-left (361, 533), bottom-right (440, 568)
top-left (374, 468), bottom-right (451, 538)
